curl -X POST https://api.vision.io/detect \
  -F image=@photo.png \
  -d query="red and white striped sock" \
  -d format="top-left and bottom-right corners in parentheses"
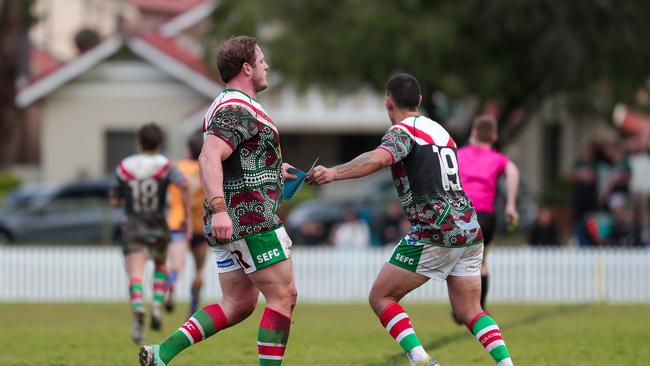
top-left (129, 278), bottom-right (144, 312)
top-left (152, 264), bottom-right (167, 308)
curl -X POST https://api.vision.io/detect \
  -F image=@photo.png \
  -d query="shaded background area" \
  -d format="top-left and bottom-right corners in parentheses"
top-left (1, 1), bottom-right (650, 255)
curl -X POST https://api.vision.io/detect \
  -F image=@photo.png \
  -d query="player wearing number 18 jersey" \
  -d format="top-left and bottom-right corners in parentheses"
top-left (309, 74), bottom-right (513, 366)
top-left (112, 123), bottom-right (192, 345)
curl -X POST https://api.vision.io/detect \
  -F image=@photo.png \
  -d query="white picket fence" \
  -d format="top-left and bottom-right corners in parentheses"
top-left (1, 245), bottom-right (649, 303)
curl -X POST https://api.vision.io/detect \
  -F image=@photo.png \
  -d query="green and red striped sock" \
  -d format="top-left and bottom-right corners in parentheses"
top-left (152, 265), bottom-right (167, 307)
top-left (129, 278), bottom-right (144, 312)
top-left (379, 303), bottom-right (429, 365)
top-left (258, 307), bottom-right (291, 365)
top-left (158, 303), bottom-right (228, 364)
top-left (468, 311), bottom-right (513, 366)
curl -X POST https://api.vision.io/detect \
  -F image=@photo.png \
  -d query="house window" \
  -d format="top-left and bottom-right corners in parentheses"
top-left (105, 131), bottom-right (137, 173)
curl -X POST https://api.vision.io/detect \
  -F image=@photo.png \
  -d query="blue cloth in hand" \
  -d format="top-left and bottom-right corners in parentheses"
top-left (283, 167), bottom-right (306, 200)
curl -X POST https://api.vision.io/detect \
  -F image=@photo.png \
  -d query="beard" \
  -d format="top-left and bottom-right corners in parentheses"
top-left (253, 76), bottom-right (268, 93)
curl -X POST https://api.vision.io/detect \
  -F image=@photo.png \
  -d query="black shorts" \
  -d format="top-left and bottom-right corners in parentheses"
top-left (170, 230), bottom-right (206, 248)
top-left (477, 211), bottom-right (496, 246)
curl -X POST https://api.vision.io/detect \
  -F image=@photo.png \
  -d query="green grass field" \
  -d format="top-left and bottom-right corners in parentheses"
top-left (1, 303), bottom-right (648, 365)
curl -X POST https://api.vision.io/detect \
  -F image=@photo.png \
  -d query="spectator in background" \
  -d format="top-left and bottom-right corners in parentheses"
top-left (332, 206), bottom-right (371, 250)
top-left (378, 201), bottom-right (405, 245)
top-left (596, 141), bottom-right (631, 211)
top-left (457, 114), bottom-right (520, 311)
top-left (296, 219), bottom-right (327, 245)
top-left (609, 204), bottom-right (641, 247)
top-left (626, 136), bottom-right (650, 246)
top-left (570, 143), bottom-right (598, 246)
top-left (528, 205), bottom-right (560, 246)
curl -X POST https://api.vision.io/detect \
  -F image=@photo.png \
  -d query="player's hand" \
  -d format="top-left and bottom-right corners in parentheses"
top-left (282, 162), bottom-right (297, 180)
top-left (505, 204), bottom-right (519, 225)
top-left (308, 165), bottom-right (336, 185)
top-left (210, 211), bottom-right (233, 244)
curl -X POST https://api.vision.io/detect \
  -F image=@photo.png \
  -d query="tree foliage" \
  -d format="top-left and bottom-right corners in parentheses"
top-left (209, 0), bottom-right (650, 142)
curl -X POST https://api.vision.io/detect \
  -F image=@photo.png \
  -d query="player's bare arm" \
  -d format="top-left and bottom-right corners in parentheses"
top-left (504, 160), bottom-right (520, 224)
top-left (199, 135), bottom-right (234, 243)
top-left (309, 148), bottom-right (393, 185)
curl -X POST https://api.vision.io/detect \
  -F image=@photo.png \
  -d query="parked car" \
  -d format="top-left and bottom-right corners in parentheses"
top-left (0, 178), bottom-right (122, 244)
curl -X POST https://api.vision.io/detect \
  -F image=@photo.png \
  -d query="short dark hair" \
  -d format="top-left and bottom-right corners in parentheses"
top-left (216, 36), bottom-right (259, 83)
top-left (138, 122), bottom-right (163, 151)
top-left (472, 115), bottom-right (497, 143)
top-left (386, 73), bottom-right (421, 110)
top-left (188, 133), bottom-right (203, 160)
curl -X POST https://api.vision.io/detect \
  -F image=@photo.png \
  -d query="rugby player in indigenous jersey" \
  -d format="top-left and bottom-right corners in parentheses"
top-left (164, 134), bottom-right (209, 317)
top-left (140, 36), bottom-right (298, 366)
top-left (457, 115), bottom-right (520, 311)
top-left (111, 123), bottom-right (192, 345)
top-left (309, 74), bottom-right (515, 366)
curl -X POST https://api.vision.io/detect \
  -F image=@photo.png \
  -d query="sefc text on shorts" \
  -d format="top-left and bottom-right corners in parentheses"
top-left (211, 226), bottom-right (292, 274)
top-left (388, 236), bottom-right (483, 281)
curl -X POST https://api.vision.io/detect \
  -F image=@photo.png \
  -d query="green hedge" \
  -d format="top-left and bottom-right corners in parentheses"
top-left (0, 172), bottom-right (22, 202)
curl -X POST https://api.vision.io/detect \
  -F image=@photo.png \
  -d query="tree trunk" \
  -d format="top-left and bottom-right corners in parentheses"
top-left (0, 0), bottom-right (28, 167)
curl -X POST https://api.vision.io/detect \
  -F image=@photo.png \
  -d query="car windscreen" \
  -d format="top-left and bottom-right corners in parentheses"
top-left (2, 188), bottom-right (54, 210)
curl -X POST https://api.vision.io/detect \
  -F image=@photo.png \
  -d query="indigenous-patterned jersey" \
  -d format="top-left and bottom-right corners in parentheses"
top-left (202, 88), bottom-right (283, 244)
top-left (378, 115), bottom-right (483, 247)
top-left (114, 154), bottom-right (185, 245)
top-left (167, 159), bottom-right (204, 233)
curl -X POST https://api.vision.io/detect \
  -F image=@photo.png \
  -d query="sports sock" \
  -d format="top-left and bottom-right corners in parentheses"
top-left (129, 278), bottom-right (144, 312)
top-left (258, 307), bottom-right (291, 365)
top-left (468, 311), bottom-right (513, 366)
top-left (158, 303), bottom-right (228, 363)
top-left (480, 275), bottom-right (489, 309)
top-left (379, 303), bottom-right (429, 365)
top-left (153, 265), bottom-right (167, 308)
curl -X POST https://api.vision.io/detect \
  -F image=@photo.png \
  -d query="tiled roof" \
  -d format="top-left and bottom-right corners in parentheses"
top-left (129, 0), bottom-right (206, 14)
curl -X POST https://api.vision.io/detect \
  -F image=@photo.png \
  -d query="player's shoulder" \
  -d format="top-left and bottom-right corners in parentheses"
top-left (208, 90), bottom-right (257, 116)
top-left (392, 115), bottom-right (454, 147)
